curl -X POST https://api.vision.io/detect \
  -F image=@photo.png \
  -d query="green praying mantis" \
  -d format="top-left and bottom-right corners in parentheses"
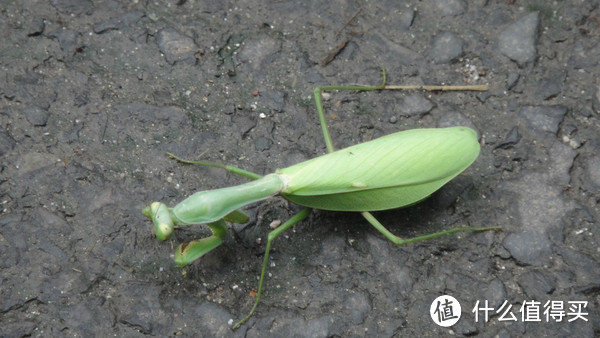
top-left (142, 71), bottom-right (501, 329)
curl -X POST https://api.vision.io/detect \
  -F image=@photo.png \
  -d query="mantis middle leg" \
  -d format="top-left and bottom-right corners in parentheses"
top-left (232, 207), bottom-right (312, 330)
top-left (167, 152), bottom-right (262, 180)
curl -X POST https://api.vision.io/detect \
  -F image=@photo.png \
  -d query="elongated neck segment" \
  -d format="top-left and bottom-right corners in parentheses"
top-left (172, 173), bottom-right (286, 225)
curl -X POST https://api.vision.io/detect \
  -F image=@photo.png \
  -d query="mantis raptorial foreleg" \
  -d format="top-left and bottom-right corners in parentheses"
top-left (174, 219), bottom-right (228, 267)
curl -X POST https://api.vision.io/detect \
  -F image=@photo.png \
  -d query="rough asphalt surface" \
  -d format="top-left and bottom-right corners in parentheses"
top-left (1, 0), bottom-right (599, 336)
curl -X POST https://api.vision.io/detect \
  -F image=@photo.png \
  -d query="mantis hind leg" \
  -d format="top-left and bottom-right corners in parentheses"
top-left (313, 70), bottom-right (387, 153)
top-left (361, 211), bottom-right (501, 246)
top-left (233, 207), bottom-right (312, 330)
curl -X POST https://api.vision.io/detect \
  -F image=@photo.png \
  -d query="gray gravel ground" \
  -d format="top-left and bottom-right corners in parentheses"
top-left (1, 0), bottom-right (599, 336)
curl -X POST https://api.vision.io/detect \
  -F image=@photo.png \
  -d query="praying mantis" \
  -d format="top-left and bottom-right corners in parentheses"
top-left (142, 71), bottom-right (501, 329)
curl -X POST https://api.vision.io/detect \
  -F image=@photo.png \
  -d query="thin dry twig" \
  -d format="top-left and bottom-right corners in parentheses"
top-left (320, 38), bottom-right (349, 66)
top-left (383, 84), bottom-right (489, 91)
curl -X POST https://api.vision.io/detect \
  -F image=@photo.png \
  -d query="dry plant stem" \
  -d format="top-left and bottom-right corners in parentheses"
top-left (384, 84), bottom-right (489, 91)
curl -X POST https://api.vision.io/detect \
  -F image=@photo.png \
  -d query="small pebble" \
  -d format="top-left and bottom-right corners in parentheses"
top-left (269, 220), bottom-right (281, 229)
top-left (498, 12), bottom-right (539, 66)
top-left (429, 31), bottom-right (463, 64)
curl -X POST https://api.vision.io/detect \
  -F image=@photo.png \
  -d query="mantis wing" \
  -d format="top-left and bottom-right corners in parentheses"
top-left (279, 127), bottom-right (480, 211)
